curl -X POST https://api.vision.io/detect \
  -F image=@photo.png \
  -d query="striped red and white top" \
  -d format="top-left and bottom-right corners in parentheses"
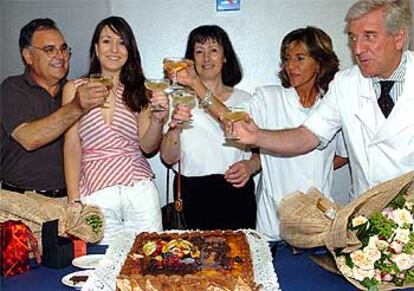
top-left (78, 82), bottom-right (153, 196)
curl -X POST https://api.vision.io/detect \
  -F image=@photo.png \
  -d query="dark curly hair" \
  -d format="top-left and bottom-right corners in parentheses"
top-left (88, 16), bottom-right (146, 112)
top-left (278, 26), bottom-right (339, 94)
top-left (184, 25), bottom-right (242, 87)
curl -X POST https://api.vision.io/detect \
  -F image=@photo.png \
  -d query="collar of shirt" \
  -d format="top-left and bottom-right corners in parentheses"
top-left (23, 68), bottom-right (40, 88)
top-left (372, 52), bottom-right (407, 103)
top-left (23, 68), bottom-right (67, 98)
top-left (299, 88), bottom-right (325, 114)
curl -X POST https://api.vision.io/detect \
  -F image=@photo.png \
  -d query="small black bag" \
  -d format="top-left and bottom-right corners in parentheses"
top-left (162, 162), bottom-right (187, 230)
top-left (162, 200), bottom-right (187, 230)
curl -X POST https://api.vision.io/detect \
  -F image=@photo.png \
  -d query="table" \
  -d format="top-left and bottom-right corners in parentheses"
top-left (1, 243), bottom-right (359, 291)
top-left (273, 243), bottom-right (355, 291)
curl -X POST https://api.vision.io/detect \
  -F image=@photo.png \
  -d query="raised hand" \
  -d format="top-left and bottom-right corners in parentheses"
top-left (166, 59), bottom-right (198, 88)
top-left (168, 104), bottom-right (192, 129)
top-left (73, 80), bottom-right (107, 112)
top-left (149, 90), bottom-right (169, 121)
top-left (232, 114), bottom-right (260, 146)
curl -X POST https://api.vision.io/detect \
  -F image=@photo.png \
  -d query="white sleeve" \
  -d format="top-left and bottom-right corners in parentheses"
top-left (303, 76), bottom-right (343, 148)
top-left (335, 130), bottom-right (348, 158)
top-left (241, 86), bottom-right (274, 129)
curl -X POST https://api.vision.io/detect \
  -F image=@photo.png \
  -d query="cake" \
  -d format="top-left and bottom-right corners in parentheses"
top-left (116, 230), bottom-right (260, 290)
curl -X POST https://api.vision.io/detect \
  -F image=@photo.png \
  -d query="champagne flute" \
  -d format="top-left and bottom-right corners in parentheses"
top-left (223, 106), bottom-right (246, 141)
top-left (89, 73), bottom-right (114, 108)
top-left (144, 78), bottom-right (170, 111)
top-left (171, 89), bottom-right (196, 127)
top-left (163, 57), bottom-right (189, 89)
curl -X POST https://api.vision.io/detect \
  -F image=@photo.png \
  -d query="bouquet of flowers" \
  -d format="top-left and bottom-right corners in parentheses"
top-left (279, 171), bottom-right (414, 291)
top-left (336, 185), bottom-right (414, 290)
top-left (0, 190), bottom-right (105, 252)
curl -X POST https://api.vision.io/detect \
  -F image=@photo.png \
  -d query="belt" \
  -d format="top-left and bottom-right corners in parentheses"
top-left (1, 182), bottom-right (67, 198)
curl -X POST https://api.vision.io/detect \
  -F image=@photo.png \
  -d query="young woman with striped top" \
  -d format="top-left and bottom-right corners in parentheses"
top-left (62, 17), bottom-right (167, 244)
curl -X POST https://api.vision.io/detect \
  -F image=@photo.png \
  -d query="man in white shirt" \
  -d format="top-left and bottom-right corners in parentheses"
top-left (234, 0), bottom-right (414, 199)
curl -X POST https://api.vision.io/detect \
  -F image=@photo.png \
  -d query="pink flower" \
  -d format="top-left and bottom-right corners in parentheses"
top-left (374, 270), bottom-right (382, 282)
top-left (382, 207), bottom-right (394, 218)
top-left (382, 273), bottom-right (393, 282)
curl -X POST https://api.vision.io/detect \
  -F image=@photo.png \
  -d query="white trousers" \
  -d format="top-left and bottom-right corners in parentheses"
top-left (82, 179), bottom-right (163, 245)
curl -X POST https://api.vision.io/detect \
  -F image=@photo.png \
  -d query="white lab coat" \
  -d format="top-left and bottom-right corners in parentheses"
top-left (305, 51), bottom-right (414, 199)
top-left (242, 85), bottom-right (346, 241)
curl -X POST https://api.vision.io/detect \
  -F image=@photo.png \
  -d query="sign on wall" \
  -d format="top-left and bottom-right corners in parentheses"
top-left (216, 0), bottom-right (240, 12)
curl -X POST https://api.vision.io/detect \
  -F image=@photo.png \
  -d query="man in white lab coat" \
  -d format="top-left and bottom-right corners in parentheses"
top-left (234, 0), bottom-right (414, 199)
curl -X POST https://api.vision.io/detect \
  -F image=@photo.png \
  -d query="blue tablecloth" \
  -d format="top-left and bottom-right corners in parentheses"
top-left (273, 243), bottom-right (355, 291)
top-left (1, 243), bottom-right (359, 291)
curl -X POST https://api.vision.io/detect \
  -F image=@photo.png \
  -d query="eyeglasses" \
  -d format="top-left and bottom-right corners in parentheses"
top-left (29, 44), bottom-right (72, 58)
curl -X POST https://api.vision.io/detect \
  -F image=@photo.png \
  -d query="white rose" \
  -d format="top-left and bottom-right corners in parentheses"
top-left (352, 266), bottom-right (375, 281)
top-left (350, 250), bottom-right (374, 270)
top-left (339, 264), bottom-right (353, 278)
top-left (352, 215), bottom-right (368, 228)
top-left (368, 235), bottom-right (379, 247)
top-left (392, 253), bottom-right (414, 271)
top-left (363, 246), bottom-right (381, 262)
top-left (336, 256), bottom-right (353, 278)
top-left (404, 201), bottom-right (414, 211)
top-left (394, 228), bottom-right (411, 244)
top-left (389, 241), bottom-right (404, 254)
top-left (393, 209), bottom-right (414, 227)
top-left (336, 256), bottom-right (347, 268)
top-left (375, 239), bottom-right (389, 251)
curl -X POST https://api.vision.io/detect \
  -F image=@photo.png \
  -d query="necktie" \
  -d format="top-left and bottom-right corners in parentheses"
top-left (378, 81), bottom-right (395, 118)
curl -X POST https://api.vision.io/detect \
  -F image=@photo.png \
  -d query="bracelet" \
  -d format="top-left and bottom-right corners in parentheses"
top-left (69, 199), bottom-right (82, 204)
top-left (199, 89), bottom-right (214, 108)
top-left (151, 118), bottom-right (164, 125)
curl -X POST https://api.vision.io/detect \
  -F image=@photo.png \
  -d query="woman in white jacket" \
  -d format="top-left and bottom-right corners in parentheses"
top-left (240, 27), bottom-right (348, 242)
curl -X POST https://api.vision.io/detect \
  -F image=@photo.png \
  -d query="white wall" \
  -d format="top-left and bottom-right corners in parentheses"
top-left (4, 0), bottom-right (394, 206)
top-left (111, 0), bottom-right (357, 92)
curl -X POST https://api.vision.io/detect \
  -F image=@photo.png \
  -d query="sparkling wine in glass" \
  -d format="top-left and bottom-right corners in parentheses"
top-left (163, 57), bottom-right (188, 89)
top-left (144, 78), bottom-right (170, 111)
top-left (89, 73), bottom-right (114, 108)
top-left (171, 89), bottom-right (196, 126)
top-left (223, 107), bottom-right (246, 141)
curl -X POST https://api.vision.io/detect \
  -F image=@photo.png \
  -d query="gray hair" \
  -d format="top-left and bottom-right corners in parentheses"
top-left (345, 0), bottom-right (413, 50)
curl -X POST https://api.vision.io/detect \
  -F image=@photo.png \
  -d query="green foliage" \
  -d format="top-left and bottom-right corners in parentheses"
top-left (367, 212), bottom-right (397, 241)
top-left (389, 191), bottom-right (406, 209)
top-left (405, 270), bottom-right (414, 283)
top-left (85, 214), bottom-right (103, 234)
top-left (361, 277), bottom-right (379, 289)
top-left (345, 254), bottom-right (354, 268)
top-left (377, 260), bottom-right (399, 275)
top-left (403, 233), bottom-right (414, 254)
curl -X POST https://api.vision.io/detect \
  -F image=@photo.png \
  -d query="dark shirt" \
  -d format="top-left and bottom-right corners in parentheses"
top-left (0, 71), bottom-right (66, 190)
